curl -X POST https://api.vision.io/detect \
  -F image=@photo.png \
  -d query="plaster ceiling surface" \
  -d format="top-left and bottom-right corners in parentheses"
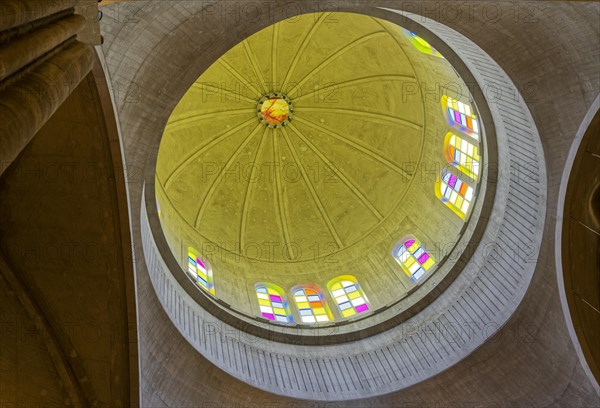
top-left (155, 12), bottom-right (484, 322)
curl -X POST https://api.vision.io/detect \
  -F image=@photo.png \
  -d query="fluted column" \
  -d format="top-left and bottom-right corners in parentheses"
top-left (0, 1), bottom-right (97, 177)
top-left (0, 41), bottom-right (94, 173)
top-left (0, 0), bottom-right (75, 32)
top-left (0, 14), bottom-right (86, 81)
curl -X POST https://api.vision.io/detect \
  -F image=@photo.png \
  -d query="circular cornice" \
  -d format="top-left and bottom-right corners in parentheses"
top-left (139, 6), bottom-right (546, 400)
top-left (153, 11), bottom-right (489, 334)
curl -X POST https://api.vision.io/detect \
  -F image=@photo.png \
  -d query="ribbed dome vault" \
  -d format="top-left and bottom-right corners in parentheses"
top-left (155, 12), bottom-right (484, 326)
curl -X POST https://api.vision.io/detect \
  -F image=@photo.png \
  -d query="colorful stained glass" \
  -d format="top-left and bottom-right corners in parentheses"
top-left (436, 169), bottom-right (474, 219)
top-left (257, 93), bottom-right (293, 128)
top-left (293, 287), bottom-right (332, 323)
top-left (328, 276), bottom-right (369, 318)
top-left (442, 96), bottom-right (479, 139)
top-left (393, 237), bottom-right (435, 282)
top-left (187, 247), bottom-right (215, 295)
top-left (445, 132), bottom-right (480, 180)
top-left (402, 29), bottom-right (443, 58)
top-left (255, 284), bottom-right (293, 323)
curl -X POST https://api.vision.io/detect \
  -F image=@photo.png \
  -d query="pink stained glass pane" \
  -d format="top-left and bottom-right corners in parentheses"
top-left (418, 253), bottom-right (429, 264)
top-left (270, 295), bottom-right (282, 302)
top-left (355, 304), bottom-right (369, 313)
top-left (448, 174), bottom-right (457, 188)
top-left (454, 110), bottom-right (461, 122)
top-left (404, 239), bottom-right (415, 248)
top-left (262, 313), bottom-right (275, 320)
top-left (197, 259), bottom-right (206, 269)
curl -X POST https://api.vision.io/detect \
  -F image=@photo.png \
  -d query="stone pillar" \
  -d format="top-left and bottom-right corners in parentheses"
top-left (0, 1), bottom-right (97, 177)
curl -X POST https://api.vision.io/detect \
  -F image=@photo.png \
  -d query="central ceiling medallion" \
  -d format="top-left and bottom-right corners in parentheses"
top-left (257, 92), bottom-right (293, 128)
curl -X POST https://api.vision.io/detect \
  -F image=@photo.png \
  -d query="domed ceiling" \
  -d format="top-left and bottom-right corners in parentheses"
top-left (155, 12), bottom-right (485, 327)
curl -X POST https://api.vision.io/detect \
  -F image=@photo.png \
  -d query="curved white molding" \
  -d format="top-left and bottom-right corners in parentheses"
top-left (555, 92), bottom-right (600, 396)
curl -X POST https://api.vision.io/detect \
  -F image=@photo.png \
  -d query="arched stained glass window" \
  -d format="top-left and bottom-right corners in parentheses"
top-left (187, 247), bottom-right (215, 295)
top-left (442, 95), bottom-right (479, 139)
top-left (292, 286), bottom-right (332, 324)
top-left (402, 29), bottom-right (444, 58)
top-left (444, 132), bottom-right (480, 180)
top-left (327, 276), bottom-right (369, 318)
top-left (393, 236), bottom-right (435, 282)
top-left (255, 283), bottom-right (293, 323)
top-left (436, 168), bottom-right (475, 220)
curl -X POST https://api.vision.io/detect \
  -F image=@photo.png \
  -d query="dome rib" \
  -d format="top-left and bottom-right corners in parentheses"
top-left (242, 39), bottom-right (269, 94)
top-left (217, 58), bottom-right (262, 98)
top-left (239, 127), bottom-right (270, 249)
top-left (193, 123), bottom-right (264, 228)
top-left (280, 126), bottom-right (344, 248)
top-left (293, 116), bottom-right (413, 179)
top-left (286, 30), bottom-right (388, 98)
top-left (292, 75), bottom-right (417, 103)
top-left (163, 117), bottom-right (256, 189)
top-left (280, 12), bottom-right (329, 91)
top-left (287, 122), bottom-right (384, 221)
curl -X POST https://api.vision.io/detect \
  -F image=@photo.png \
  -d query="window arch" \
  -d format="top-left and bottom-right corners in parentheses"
top-left (435, 168), bottom-right (475, 220)
top-left (442, 95), bottom-right (479, 139)
top-left (444, 132), bottom-right (480, 180)
top-left (327, 276), bottom-right (369, 318)
top-left (402, 29), bottom-right (443, 58)
top-left (254, 283), bottom-right (293, 323)
top-left (393, 236), bottom-right (435, 282)
top-left (292, 286), bottom-right (333, 324)
top-left (187, 247), bottom-right (215, 295)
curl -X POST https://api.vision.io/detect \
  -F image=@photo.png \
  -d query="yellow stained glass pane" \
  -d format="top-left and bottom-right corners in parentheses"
top-left (423, 258), bottom-right (435, 270)
top-left (342, 309), bottom-right (356, 318)
top-left (258, 299), bottom-right (270, 306)
top-left (348, 291), bottom-right (361, 300)
top-left (456, 196), bottom-right (464, 209)
top-left (297, 302), bottom-right (310, 309)
top-left (273, 308), bottom-right (285, 315)
top-left (408, 242), bottom-right (419, 252)
top-left (405, 257), bottom-right (416, 268)
top-left (313, 307), bottom-right (325, 315)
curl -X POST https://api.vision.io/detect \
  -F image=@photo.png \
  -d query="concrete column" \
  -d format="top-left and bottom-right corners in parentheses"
top-left (0, 0), bottom-right (75, 32)
top-left (0, 41), bottom-right (94, 176)
top-left (0, 14), bottom-right (86, 81)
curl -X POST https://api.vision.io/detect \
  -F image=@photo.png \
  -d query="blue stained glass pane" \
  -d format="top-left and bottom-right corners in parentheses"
top-left (197, 277), bottom-right (208, 286)
top-left (396, 246), bottom-right (406, 257)
top-left (300, 309), bottom-right (313, 316)
top-left (272, 301), bottom-right (283, 308)
top-left (294, 289), bottom-right (304, 296)
top-left (339, 302), bottom-right (352, 310)
top-left (442, 171), bottom-right (451, 183)
top-left (344, 285), bottom-right (357, 293)
top-left (275, 315), bottom-right (288, 322)
top-left (256, 287), bottom-right (267, 293)
top-left (444, 186), bottom-right (452, 200)
top-left (307, 295), bottom-right (320, 302)
top-left (188, 256), bottom-right (196, 266)
top-left (455, 179), bottom-right (463, 192)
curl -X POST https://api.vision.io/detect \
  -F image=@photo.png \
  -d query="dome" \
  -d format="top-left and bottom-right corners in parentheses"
top-left (155, 12), bottom-right (485, 330)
